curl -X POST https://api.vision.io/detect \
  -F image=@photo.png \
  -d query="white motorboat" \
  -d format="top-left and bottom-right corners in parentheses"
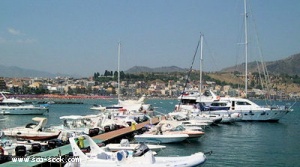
top-left (175, 90), bottom-right (217, 112)
top-left (168, 111), bottom-right (218, 125)
top-left (176, 89), bottom-right (291, 122)
top-left (0, 92), bottom-right (49, 115)
top-left (148, 121), bottom-right (205, 140)
top-left (118, 95), bottom-right (145, 106)
top-left (0, 139), bottom-right (32, 156)
top-left (103, 139), bottom-right (166, 152)
top-left (0, 138), bottom-right (46, 156)
top-left (2, 117), bottom-right (61, 140)
top-left (134, 133), bottom-right (189, 144)
top-left (201, 95), bottom-right (291, 122)
top-left (64, 135), bottom-right (206, 167)
top-left (90, 104), bottom-right (106, 111)
top-left (52, 115), bottom-right (104, 142)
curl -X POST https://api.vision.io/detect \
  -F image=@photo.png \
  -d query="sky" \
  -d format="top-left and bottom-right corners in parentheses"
top-left (0, 0), bottom-right (299, 77)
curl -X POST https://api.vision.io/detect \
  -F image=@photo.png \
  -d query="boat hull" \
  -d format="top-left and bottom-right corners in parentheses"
top-left (0, 107), bottom-right (49, 115)
top-left (2, 129), bottom-right (61, 141)
top-left (231, 109), bottom-right (290, 122)
top-left (0, 106), bottom-right (48, 115)
top-left (65, 135), bottom-right (206, 167)
top-left (134, 134), bottom-right (189, 144)
top-left (104, 144), bottom-right (166, 152)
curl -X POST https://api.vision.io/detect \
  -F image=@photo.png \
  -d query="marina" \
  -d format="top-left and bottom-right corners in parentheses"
top-left (0, 114), bottom-right (162, 167)
top-left (0, 98), bottom-right (298, 167)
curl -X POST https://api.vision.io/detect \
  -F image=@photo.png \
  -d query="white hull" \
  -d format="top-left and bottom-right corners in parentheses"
top-left (65, 135), bottom-right (206, 167)
top-left (0, 106), bottom-right (48, 115)
top-left (104, 143), bottom-right (166, 152)
top-left (0, 141), bottom-right (32, 156)
top-left (2, 117), bottom-right (60, 140)
top-left (65, 153), bottom-right (206, 167)
top-left (90, 105), bottom-right (106, 111)
top-left (2, 129), bottom-right (60, 140)
top-left (228, 109), bottom-right (290, 122)
top-left (134, 134), bottom-right (189, 144)
top-left (205, 97), bottom-right (291, 122)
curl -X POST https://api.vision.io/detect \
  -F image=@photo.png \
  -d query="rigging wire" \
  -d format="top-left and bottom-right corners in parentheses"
top-left (177, 33), bottom-right (202, 109)
top-left (248, 2), bottom-right (274, 105)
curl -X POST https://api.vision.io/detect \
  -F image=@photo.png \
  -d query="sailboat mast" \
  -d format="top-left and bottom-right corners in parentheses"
top-left (199, 33), bottom-right (203, 100)
top-left (117, 41), bottom-right (121, 105)
top-left (244, 0), bottom-right (248, 97)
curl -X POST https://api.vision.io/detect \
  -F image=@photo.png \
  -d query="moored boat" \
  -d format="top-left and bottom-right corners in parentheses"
top-left (103, 139), bottom-right (166, 152)
top-left (0, 92), bottom-right (49, 115)
top-left (134, 133), bottom-right (189, 144)
top-left (64, 135), bottom-right (206, 167)
top-left (2, 117), bottom-right (60, 141)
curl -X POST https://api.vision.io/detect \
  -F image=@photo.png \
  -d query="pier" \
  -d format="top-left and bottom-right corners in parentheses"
top-left (0, 116), bottom-right (162, 167)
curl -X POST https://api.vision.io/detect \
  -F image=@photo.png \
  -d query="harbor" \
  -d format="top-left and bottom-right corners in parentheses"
top-left (0, 115), bottom-right (162, 167)
top-left (0, 98), bottom-right (299, 167)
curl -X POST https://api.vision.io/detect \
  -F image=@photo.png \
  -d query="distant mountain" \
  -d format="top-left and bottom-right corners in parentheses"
top-left (0, 64), bottom-right (72, 78)
top-left (126, 66), bottom-right (188, 73)
top-left (221, 53), bottom-right (300, 76)
top-left (267, 54), bottom-right (300, 75)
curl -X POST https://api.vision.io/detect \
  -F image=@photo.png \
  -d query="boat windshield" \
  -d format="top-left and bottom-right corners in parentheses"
top-left (171, 125), bottom-right (186, 131)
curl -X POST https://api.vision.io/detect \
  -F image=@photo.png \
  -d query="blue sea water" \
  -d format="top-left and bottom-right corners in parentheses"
top-left (0, 98), bottom-right (299, 167)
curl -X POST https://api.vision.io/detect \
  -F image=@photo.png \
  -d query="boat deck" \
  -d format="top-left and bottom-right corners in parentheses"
top-left (0, 116), bottom-right (163, 166)
top-left (92, 116), bottom-right (161, 141)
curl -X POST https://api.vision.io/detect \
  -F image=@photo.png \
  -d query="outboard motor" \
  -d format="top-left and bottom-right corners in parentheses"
top-left (134, 117), bottom-right (140, 123)
top-left (111, 124), bottom-right (116, 131)
top-left (126, 121), bottom-right (132, 126)
top-left (93, 128), bottom-right (100, 135)
top-left (88, 129), bottom-right (96, 137)
top-left (31, 143), bottom-right (42, 153)
top-left (141, 127), bottom-right (148, 133)
top-left (104, 125), bottom-right (110, 132)
top-left (0, 155), bottom-right (12, 164)
top-left (15, 145), bottom-right (26, 156)
top-left (47, 140), bottom-right (57, 149)
top-left (118, 125), bottom-right (126, 129)
top-left (133, 143), bottom-right (150, 157)
top-left (55, 139), bottom-right (64, 147)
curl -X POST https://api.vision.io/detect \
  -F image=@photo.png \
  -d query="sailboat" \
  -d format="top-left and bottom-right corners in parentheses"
top-left (175, 0), bottom-right (292, 122)
top-left (197, 0), bottom-right (292, 121)
top-left (91, 42), bottom-right (152, 114)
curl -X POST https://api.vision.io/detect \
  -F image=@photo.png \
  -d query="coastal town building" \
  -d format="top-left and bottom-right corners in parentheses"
top-left (0, 75), bottom-right (299, 100)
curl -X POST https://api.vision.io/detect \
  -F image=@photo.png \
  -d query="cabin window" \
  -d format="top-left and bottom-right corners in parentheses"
top-left (181, 99), bottom-right (196, 104)
top-left (236, 101), bottom-right (251, 105)
top-left (211, 103), bottom-right (227, 106)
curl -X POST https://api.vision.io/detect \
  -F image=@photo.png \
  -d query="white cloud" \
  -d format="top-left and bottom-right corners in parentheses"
top-left (7, 28), bottom-right (22, 35)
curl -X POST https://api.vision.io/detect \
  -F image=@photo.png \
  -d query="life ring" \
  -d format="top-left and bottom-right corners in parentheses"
top-left (216, 96), bottom-right (220, 100)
